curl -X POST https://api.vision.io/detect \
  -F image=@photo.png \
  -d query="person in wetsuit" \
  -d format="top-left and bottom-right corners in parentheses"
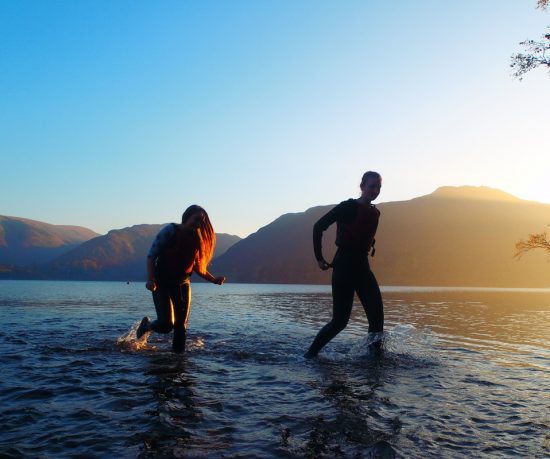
top-left (304, 171), bottom-right (384, 358)
top-left (136, 205), bottom-right (226, 353)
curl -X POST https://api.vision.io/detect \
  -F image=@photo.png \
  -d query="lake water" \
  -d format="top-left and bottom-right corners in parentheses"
top-left (0, 280), bottom-right (549, 458)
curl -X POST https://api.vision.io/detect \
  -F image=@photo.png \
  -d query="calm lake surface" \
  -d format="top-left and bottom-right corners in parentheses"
top-left (0, 280), bottom-right (549, 458)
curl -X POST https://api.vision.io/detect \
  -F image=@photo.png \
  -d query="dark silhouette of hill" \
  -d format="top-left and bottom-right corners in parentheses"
top-left (212, 186), bottom-right (550, 288)
top-left (372, 186), bottom-right (550, 287)
top-left (0, 215), bottom-right (99, 267)
top-left (4, 186), bottom-right (550, 287)
top-left (46, 224), bottom-right (241, 281)
top-left (210, 207), bottom-right (337, 284)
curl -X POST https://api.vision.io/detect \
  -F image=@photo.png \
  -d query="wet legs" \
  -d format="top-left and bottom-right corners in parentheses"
top-left (356, 269), bottom-right (384, 333)
top-left (305, 265), bottom-right (384, 358)
top-left (150, 281), bottom-right (191, 353)
top-left (305, 269), bottom-right (354, 358)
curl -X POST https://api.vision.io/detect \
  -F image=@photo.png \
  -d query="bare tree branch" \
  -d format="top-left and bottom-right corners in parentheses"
top-left (512, 4), bottom-right (550, 259)
top-left (515, 232), bottom-right (550, 258)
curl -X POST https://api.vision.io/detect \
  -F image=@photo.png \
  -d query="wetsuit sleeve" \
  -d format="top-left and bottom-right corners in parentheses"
top-left (147, 224), bottom-right (177, 258)
top-left (370, 206), bottom-right (381, 256)
top-left (313, 205), bottom-right (341, 261)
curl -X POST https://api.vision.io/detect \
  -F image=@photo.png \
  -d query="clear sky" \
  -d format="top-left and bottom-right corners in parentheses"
top-left (2, 1), bottom-right (549, 237)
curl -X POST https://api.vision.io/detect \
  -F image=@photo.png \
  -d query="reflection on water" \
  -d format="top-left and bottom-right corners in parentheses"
top-left (0, 280), bottom-right (549, 458)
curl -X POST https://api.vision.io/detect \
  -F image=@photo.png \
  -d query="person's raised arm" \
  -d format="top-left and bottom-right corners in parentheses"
top-left (193, 265), bottom-right (226, 285)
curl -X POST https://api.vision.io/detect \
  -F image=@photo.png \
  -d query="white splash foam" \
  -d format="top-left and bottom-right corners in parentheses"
top-left (187, 336), bottom-right (205, 350)
top-left (323, 324), bottom-right (437, 361)
top-left (116, 321), bottom-right (152, 351)
top-left (382, 324), bottom-right (438, 361)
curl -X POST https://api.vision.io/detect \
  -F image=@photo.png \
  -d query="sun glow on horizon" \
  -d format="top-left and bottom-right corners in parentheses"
top-left (1, 1), bottom-right (549, 236)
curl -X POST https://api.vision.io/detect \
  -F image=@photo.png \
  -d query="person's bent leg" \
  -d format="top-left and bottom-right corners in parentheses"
top-left (305, 268), bottom-right (354, 358)
top-left (151, 284), bottom-right (176, 334)
top-left (171, 281), bottom-right (191, 353)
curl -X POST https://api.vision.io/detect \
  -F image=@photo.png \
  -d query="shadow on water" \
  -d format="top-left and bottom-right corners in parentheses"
top-left (137, 354), bottom-right (199, 458)
top-left (281, 326), bottom-right (443, 459)
top-left (115, 320), bottom-right (239, 457)
top-left (122, 324), bottom-right (407, 458)
top-left (288, 357), bottom-right (398, 458)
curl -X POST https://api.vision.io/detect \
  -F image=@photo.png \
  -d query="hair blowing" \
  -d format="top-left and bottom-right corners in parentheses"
top-left (181, 205), bottom-right (216, 275)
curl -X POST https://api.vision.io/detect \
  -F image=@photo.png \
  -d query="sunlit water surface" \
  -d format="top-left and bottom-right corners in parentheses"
top-left (0, 280), bottom-right (549, 458)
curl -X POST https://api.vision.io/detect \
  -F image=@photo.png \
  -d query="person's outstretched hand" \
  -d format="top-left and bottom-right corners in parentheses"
top-left (213, 276), bottom-right (226, 285)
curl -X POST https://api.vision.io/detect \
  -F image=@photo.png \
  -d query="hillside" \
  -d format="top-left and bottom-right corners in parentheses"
top-left (4, 186), bottom-right (550, 287)
top-left (212, 186), bottom-right (550, 287)
top-left (46, 224), bottom-right (241, 281)
top-left (372, 186), bottom-right (550, 287)
top-left (210, 207), bottom-right (337, 284)
top-left (0, 216), bottom-right (99, 266)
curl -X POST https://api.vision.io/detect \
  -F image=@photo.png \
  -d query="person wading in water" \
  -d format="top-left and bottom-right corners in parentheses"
top-left (136, 205), bottom-right (225, 353)
top-left (305, 171), bottom-right (384, 358)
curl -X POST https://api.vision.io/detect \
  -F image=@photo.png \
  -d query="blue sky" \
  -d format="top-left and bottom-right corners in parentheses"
top-left (2, 1), bottom-right (549, 236)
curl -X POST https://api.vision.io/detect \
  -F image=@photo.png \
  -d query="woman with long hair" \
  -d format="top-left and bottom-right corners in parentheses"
top-left (136, 205), bottom-right (225, 353)
top-left (305, 171), bottom-right (384, 358)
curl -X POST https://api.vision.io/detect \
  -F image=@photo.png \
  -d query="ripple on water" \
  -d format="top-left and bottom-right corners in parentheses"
top-left (2, 282), bottom-right (550, 458)
top-left (10, 387), bottom-right (56, 401)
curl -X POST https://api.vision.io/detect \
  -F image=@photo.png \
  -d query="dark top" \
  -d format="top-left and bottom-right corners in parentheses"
top-left (313, 199), bottom-right (380, 261)
top-left (150, 223), bottom-right (200, 283)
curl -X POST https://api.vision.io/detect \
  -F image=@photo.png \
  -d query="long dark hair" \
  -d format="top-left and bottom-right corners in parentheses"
top-left (181, 205), bottom-right (216, 275)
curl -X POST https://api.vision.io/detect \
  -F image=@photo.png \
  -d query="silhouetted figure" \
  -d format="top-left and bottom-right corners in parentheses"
top-left (136, 205), bottom-right (225, 353)
top-left (305, 171), bottom-right (384, 358)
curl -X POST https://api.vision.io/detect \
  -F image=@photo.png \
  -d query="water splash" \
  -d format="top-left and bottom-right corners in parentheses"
top-left (185, 336), bottom-right (205, 351)
top-left (115, 322), bottom-right (207, 353)
top-left (115, 320), bottom-right (152, 351)
top-left (319, 324), bottom-right (437, 362)
top-left (384, 324), bottom-right (437, 354)
top-left (344, 332), bottom-right (384, 360)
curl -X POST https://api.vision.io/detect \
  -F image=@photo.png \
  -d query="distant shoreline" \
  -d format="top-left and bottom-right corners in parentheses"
top-left (1, 278), bottom-right (549, 293)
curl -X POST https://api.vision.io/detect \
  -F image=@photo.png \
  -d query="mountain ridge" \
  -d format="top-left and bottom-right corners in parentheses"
top-left (0, 215), bottom-right (100, 265)
top-left (212, 185), bottom-right (550, 287)
top-left (2, 185), bottom-right (549, 286)
top-left (426, 185), bottom-right (523, 202)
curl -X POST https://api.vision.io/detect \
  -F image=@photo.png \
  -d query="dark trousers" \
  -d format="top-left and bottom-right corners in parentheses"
top-left (307, 250), bottom-right (384, 356)
top-left (151, 279), bottom-right (191, 352)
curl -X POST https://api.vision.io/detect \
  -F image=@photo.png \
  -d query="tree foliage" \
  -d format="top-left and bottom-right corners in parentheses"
top-left (511, 3), bottom-right (549, 260)
top-left (515, 232), bottom-right (550, 258)
top-left (510, 0), bottom-right (550, 79)
top-left (511, 32), bottom-right (550, 79)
